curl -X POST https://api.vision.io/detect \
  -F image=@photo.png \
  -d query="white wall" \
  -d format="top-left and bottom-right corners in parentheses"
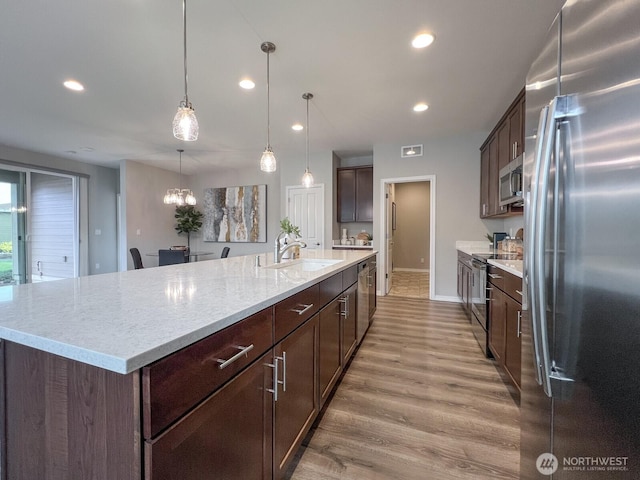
top-left (373, 133), bottom-right (505, 301)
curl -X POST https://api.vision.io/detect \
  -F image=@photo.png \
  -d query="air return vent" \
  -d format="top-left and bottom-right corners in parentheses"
top-left (401, 144), bottom-right (423, 157)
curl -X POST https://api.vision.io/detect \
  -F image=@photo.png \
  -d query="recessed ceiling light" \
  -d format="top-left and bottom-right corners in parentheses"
top-left (239, 78), bottom-right (255, 89)
top-left (413, 103), bottom-right (429, 112)
top-left (63, 80), bottom-right (85, 92)
top-left (412, 33), bottom-right (435, 49)
top-left (292, 124), bottom-right (303, 131)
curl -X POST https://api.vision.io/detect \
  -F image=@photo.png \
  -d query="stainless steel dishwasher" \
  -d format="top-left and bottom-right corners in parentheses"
top-left (356, 260), bottom-right (370, 343)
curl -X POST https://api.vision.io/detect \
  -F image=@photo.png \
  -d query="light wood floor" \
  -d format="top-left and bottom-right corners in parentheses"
top-left (388, 271), bottom-right (430, 299)
top-left (288, 295), bottom-right (520, 480)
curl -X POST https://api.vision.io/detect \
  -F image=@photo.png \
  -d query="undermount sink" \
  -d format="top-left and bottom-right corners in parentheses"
top-left (263, 258), bottom-right (343, 271)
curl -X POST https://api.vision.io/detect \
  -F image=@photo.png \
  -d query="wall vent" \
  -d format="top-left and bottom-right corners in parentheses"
top-left (401, 144), bottom-right (423, 158)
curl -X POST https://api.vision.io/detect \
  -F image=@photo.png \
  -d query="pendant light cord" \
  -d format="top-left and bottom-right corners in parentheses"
top-left (182, 0), bottom-right (189, 105)
top-left (306, 96), bottom-right (310, 169)
top-left (266, 50), bottom-right (271, 149)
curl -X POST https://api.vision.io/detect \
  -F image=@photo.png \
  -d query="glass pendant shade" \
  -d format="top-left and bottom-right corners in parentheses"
top-left (301, 168), bottom-right (314, 188)
top-left (260, 147), bottom-right (277, 173)
top-left (173, 103), bottom-right (199, 141)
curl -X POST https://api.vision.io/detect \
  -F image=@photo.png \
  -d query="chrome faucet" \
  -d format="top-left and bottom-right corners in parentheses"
top-left (274, 231), bottom-right (307, 263)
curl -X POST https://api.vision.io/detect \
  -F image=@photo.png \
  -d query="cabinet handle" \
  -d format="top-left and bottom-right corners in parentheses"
top-left (266, 358), bottom-right (279, 402)
top-left (291, 303), bottom-right (314, 315)
top-left (339, 295), bottom-right (349, 317)
top-left (217, 344), bottom-right (254, 370)
top-left (276, 351), bottom-right (287, 392)
top-left (488, 273), bottom-right (502, 279)
top-left (517, 311), bottom-right (522, 338)
top-left (515, 289), bottom-right (523, 297)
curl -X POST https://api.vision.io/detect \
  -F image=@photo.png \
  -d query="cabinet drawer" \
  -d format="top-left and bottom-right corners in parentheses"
top-left (504, 270), bottom-right (523, 303)
top-left (274, 284), bottom-right (320, 343)
top-left (342, 265), bottom-right (357, 289)
top-left (487, 264), bottom-right (505, 290)
top-left (319, 272), bottom-right (342, 306)
top-left (142, 308), bottom-right (273, 439)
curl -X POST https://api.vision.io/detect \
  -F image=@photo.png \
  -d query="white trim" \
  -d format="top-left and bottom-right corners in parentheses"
top-left (379, 175), bottom-right (436, 300)
top-left (393, 268), bottom-right (429, 273)
top-left (432, 295), bottom-right (461, 303)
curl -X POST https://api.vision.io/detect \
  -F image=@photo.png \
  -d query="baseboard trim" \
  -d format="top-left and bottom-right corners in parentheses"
top-left (393, 268), bottom-right (430, 273)
top-left (432, 295), bottom-right (461, 303)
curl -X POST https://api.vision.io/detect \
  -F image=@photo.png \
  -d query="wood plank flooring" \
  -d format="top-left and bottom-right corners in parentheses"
top-left (288, 295), bottom-right (520, 480)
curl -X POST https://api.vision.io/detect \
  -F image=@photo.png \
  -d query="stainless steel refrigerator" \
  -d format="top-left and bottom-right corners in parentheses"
top-left (521, 0), bottom-right (640, 478)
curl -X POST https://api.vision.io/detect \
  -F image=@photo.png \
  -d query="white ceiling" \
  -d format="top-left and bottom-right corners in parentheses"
top-left (0, 0), bottom-right (564, 175)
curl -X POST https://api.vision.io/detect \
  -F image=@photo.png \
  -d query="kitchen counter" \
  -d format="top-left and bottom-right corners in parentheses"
top-left (0, 249), bottom-right (375, 374)
top-left (332, 245), bottom-right (373, 250)
top-left (488, 258), bottom-right (523, 278)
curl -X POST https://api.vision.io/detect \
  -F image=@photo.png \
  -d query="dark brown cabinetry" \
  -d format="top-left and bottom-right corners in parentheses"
top-left (273, 315), bottom-right (319, 479)
top-left (487, 264), bottom-right (522, 393)
top-left (319, 298), bottom-right (342, 406)
top-left (145, 351), bottom-right (274, 480)
top-left (341, 283), bottom-right (358, 365)
top-left (479, 88), bottom-right (525, 218)
top-left (337, 166), bottom-right (373, 222)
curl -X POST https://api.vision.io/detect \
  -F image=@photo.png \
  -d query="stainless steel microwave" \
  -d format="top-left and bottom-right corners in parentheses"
top-left (499, 155), bottom-right (523, 206)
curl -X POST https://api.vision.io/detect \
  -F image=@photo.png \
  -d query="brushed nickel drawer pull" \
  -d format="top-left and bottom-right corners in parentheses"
top-left (266, 358), bottom-right (279, 401)
top-left (515, 289), bottom-right (523, 296)
top-left (488, 273), bottom-right (502, 279)
top-left (291, 303), bottom-right (314, 315)
top-left (217, 344), bottom-right (254, 370)
top-left (517, 311), bottom-right (522, 338)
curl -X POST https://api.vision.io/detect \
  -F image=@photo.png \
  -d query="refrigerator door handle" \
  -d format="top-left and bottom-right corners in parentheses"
top-left (534, 96), bottom-right (561, 397)
top-left (526, 103), bottom-right (550, 387)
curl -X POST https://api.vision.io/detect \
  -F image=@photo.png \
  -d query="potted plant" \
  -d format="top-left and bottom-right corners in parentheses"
top-left (174, 205), bottom-right (204, 249)
top-left (279, 217), bottom-right (301, 259)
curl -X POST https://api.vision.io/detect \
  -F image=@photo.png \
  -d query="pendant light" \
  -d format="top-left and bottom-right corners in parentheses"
top-left (164, 149), bottom-right (197, 206)
top-left (260, 42), bottom-right (277, 172)
top-left (301, 92), bottom-right (314, 188)
top-left (172, 0), bottom-right (199, 141)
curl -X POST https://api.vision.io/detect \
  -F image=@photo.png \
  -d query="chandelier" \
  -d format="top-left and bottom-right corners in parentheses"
top-left (164, 149), bottom-right (196, 205)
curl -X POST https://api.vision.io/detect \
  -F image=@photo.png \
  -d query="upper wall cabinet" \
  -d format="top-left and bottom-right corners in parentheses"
top-left (337, 166), bottom-right (373, 222)
top-left (480, 88), bottom-right (525, 218)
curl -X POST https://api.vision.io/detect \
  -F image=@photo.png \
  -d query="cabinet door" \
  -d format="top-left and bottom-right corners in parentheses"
top-left (480, 146), bottom-right (490, 217)
top-left (341, 283), bottom-right (358, 365)
top-left (273, 315), bottom-right (319, 480)
top-left (319, 299), bottom-right (342, 406)
top-left (355, 167), bottom-right (373, 222)
top-left (337, 168), bottom-right (356, 222)
top-left (508, 100), bottom-right (523, 160)
top-left (504, 296), bottom-right (522, 390)
top-left (497, 122), bottom-right (510, 214)
top-left (488, 136), bottom-right (499, 216)
top-left (488, 286), bottom-right (506, 363)
top-left (145, 351), bottom-right (273, 480)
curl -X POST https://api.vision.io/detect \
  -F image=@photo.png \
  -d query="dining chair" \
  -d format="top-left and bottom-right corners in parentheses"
top-left (221, 247), bottom-right (230, 258)
top-left (129, 248), bottom-right (144, 269)
top-left (159, 249), bottom-right (188, 266)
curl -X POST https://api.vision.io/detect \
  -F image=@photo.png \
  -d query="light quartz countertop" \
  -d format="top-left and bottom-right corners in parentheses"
top-left (488, 259), bottom-right (523, 278)
top-left (0, 249), bottom-right (375, 374)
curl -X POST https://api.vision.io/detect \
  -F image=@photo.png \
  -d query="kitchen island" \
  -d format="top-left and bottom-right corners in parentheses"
top-left (0, 249), bottom-right (376, 480)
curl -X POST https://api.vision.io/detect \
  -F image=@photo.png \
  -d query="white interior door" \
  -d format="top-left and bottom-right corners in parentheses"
top-left (286, 185), bottom-right (324, 249)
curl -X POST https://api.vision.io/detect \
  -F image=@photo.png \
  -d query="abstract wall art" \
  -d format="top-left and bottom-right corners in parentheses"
top-left (202, 184), bottom-right (266, 242)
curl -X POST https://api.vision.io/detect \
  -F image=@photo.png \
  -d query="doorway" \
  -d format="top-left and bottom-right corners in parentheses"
top-left (0, 164), bottom-right (83, 285)
top-left (379, 175), bottom-right (435, 299)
